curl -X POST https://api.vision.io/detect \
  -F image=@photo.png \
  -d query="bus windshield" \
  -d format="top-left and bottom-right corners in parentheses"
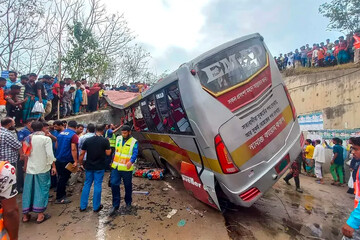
top-left (195, 37), bottom-right (267, 95)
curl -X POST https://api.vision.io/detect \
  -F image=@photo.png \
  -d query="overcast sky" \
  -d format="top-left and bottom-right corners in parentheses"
top-left (106, 0), bottom-right (343, 74)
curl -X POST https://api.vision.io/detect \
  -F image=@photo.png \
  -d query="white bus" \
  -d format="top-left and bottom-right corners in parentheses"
top-left (120, 33), bottom-right (302, 210)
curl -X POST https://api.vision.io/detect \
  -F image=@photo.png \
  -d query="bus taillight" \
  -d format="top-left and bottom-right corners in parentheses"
top-left (284, 85), bottom-right (296, 120)
top-left (215, 134), bottom-right (239, 174)
top-left (240, 187), bottom-right (260, 202)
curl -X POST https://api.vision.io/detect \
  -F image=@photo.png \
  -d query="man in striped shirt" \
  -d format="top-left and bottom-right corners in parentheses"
top-left (16, 75), bottom-right (28, 101)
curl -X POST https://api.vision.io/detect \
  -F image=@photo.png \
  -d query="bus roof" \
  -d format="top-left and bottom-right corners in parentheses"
top-left (105, 33), bottom-right (263, 109)
top-left (189, 33), bottom-right (262, 67)
top-left (140, 33), bottom-right (263, 98)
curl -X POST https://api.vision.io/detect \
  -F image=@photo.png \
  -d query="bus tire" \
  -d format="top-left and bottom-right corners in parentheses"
top-left (162, 159), bottom-right (181, 178)
top-left (152, 151), bottom-right (165, 169)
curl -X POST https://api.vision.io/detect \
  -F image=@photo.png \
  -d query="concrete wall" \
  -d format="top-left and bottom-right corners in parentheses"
top-left (57, 109), bottom-right (123, 125)
top-left (284, 68), bottom-right (360, 129)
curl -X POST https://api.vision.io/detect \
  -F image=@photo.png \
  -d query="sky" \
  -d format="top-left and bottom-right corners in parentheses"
top-left (105, 0), bottom-right (343, 74)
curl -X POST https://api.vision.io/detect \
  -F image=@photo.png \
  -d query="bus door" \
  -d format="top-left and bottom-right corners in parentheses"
top-left (155, 83), bottom-right (221, 209)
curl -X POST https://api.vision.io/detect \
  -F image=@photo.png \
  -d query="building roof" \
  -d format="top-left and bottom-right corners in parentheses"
top-left (104, 90), bottom-right (142, 109)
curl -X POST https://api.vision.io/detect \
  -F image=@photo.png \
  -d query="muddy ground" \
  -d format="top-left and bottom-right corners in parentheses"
top-left (18, 171), bottom-right (353, 240)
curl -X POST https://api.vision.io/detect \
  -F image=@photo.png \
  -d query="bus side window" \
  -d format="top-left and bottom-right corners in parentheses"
top-left (140, 99), bottom-right (156, 132)
top-left (166, 84), bottom-right (193, 134)
top-left (123, 108), bottom-right (134, 130)
top-left (132, 104), bottom-right (147, 131)
top-left (148, 95), bottom-right (164, 132)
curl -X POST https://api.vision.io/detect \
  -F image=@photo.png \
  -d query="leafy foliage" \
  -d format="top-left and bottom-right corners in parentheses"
top-left (62, 21), bottom-right (109, 80)
top-left (319, 0), bottom-right (360, 33)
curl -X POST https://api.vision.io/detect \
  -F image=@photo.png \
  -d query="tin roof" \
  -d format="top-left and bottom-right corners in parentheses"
top-left (104, 90), bottom-right (142, 109)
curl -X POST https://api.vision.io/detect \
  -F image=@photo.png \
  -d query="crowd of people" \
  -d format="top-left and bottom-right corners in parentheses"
top-left (274, 31), bottom-right (360, 70)
top-left (284, 137), bottom-right (353, 191)
top-left (282, 137), bottom-right (360, 238)
top-left (0, 71), bottom-right (149, 127)
top-left (0, 116), bottom-right (138, 239)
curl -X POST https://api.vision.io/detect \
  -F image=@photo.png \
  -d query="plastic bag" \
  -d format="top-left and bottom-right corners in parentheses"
top-left (31, 101), bottom-right (45, 113)
top-left (348, 174), bottom-right (354, 188)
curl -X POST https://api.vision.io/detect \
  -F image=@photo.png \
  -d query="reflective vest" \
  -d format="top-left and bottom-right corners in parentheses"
top-left (112, 136), bottom-right (137, 171)
top-left (105, 130), bottom-right (116, 148)
top-left (0, 161), bottom-right (9, 240)
top-left (355, 168), bottom-right (360, 209)
top-left (354, 35), bottom-right (360, 49)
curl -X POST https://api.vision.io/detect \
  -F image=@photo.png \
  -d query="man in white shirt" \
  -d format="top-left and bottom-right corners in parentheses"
top-left (22, 121), bottom-right (56, 224)
top-left (313, 139), bottom-right (326, 184)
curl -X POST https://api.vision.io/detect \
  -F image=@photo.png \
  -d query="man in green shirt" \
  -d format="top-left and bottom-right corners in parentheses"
top-left (330, 137), bottom-right (344, 186)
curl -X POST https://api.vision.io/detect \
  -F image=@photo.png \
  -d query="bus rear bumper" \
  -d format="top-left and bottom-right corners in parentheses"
top-left (218, 133), bottom-right (301, 208)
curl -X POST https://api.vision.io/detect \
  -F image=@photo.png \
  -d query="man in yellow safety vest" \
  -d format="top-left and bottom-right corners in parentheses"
top-left (109, 125), bottom-right (138, 216)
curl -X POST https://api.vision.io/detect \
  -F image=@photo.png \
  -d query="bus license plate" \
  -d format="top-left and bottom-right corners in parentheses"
top-left (275, 155), bottom-right (290, 174)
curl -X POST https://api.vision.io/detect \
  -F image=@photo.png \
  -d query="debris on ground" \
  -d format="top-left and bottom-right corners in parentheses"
top-left (133, 168), bottom-right (165, 180)
top-left (133, 191), bottom-right (150, 195)
top-left (167, 209), bottom-right (178, 219)
top-left (186, 206), bottom-right (204, 217)
top-left (177, 219), bottom-right (186, 227)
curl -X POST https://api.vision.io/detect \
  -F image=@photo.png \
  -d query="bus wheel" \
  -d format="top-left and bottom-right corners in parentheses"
top-left (163, 160), bottom-right (181, 178)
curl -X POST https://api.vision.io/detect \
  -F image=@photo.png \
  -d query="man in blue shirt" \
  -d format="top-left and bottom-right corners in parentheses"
top-left (16, 118), bottom-right (34, 193)
top-left (43, 75), bottom-right (55, 119)
top-left (55, 120), bottom-right (79, 204)
top-left (343, 137), bottom-right (360, 239)
top-left (49, 120), bottom-right (65, 189)
top-left (4, 71), bottom-right (20, 93)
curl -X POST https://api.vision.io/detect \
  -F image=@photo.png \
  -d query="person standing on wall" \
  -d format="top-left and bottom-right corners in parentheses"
top-left (109, 125), bottom-right (138, 216)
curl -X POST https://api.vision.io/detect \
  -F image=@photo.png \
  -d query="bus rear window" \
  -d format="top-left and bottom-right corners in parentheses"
top-left (195, 38), bottom-right (267, 95)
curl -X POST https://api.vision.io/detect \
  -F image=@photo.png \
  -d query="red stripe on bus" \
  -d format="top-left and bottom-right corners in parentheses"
top-left (139, 139), bottom-right (189, 158)
top-left (217, 67), bottom-right (272, 112)
top-left (244, 113), bottom-right (288, 157)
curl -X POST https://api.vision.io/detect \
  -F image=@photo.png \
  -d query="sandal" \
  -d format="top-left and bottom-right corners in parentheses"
top-left (36, 214), bottom-right (51, 224)
top-left (55, 198), bottom-right (72, 204)
top-left (22, 214), bottom-right (31, 223)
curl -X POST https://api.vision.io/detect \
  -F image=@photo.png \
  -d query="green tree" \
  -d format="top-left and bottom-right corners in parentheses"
top-left (62, 21), bottom-right (109, 80)
top-left (319, 0), bottom-right (360, 33)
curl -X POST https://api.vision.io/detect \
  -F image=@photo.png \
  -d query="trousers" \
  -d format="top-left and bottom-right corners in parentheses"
top-left (80, 170), bottom-right (105, 211)
top-left (110, 169), bottom-right (132, 208)
top-left (284, 172), bottom-right (300, 188)
top-left (55, 161), bottom-right (72, 200)
top-left (315, 162), bottom-right (323, 179)
top-left (330, 164), bottom-right (344, 184)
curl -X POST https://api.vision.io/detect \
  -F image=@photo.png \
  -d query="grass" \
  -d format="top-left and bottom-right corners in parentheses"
top-left (282, 62), bottom-right (360, 77)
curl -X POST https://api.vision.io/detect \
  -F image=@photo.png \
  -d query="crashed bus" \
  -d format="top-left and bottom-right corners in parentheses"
top-left (117, 33), bottom-right (302, 210)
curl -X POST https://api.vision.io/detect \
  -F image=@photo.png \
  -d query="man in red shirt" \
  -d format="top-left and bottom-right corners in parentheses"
top-left (0, 78), bottom-right (6, 120)
top-left (354, 31), bottom-right (360, 64)
top-left (50, 78), bottom-right (60, 119)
